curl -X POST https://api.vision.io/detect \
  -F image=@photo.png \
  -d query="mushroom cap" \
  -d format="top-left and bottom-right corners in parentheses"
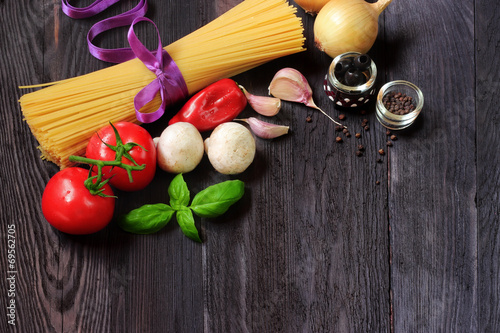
top-left (205, 122), bottom-right (256, 175)
top-left (157, 122), bottom-right (204, 173)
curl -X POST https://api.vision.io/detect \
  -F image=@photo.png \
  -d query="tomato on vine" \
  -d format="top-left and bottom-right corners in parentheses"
top-left (42, 167), bottom-right (115, 235)
top-left (85, 122), bottom-right (156, 191)
top-left (42, 122), bottom-right (156, 234)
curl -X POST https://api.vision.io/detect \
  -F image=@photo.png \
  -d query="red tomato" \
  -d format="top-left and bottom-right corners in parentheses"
top-left (86, 122), bottom-right (156, 191)
top-left (42, 167), bottom-right (115, 235)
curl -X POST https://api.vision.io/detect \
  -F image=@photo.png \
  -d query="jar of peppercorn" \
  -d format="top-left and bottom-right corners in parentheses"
top-left (375, 80), bottom-right (424, 130)
top-left (323, 51), bottom-right (377, 108)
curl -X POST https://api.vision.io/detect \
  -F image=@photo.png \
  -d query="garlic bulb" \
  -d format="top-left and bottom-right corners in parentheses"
top-left (314, 0), bottom-right (392, 58)
top-left (294, 0), bottom-right (330, 15)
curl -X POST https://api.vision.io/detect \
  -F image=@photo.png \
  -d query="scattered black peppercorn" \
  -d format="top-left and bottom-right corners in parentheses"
top-left (386, 130), bottom-right (392, 136)
top-left (336, 136), bottom-right (343, 143)
top-left (343, 128), bottom-right (348, 134)
top-left (376, 180), bottom-right (380, 185)
top-left (355, 133), bottom-right (362, 139)
top-left (390, 134), bottom-right (398, 141)
top-left (364, 125), bottom-right (370, 131)
top-left (345, 132), bottom-right (351, 137)
top-left (356, 150), bottom-right (363, 157)
top-left (306, 116), bottom-right (312, 123)
top-left (386, 141), bottom-right (393, 147)
top-left (338, 113), bottom-right (346, 120)
top-left (357, 144), bottom-right (365, 151)
top-left (377, 158), bottom-right (383, 163)
top-left (335, 125), bottom-right (342, 132)
top-left (378, 149), bottom-right (385, 155)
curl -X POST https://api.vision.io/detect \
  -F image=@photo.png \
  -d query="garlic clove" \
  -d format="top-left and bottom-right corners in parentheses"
top-left (240, 85), bottom-right (281, 117)
top-left (236, 117), bottom-right (289, 139)
top-left (268, 68), bottom-right (312, 106)
top-left (268, 68), bottom-right (345, 128)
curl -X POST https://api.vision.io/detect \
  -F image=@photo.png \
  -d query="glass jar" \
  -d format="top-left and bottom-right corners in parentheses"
top-left (375, 80), bottom-right (424, 130)
top-left (323, 51), bottom-right (377, 108)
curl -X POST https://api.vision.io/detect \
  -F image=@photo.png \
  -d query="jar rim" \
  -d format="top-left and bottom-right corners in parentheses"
top-left (328, 52), bottom-right (377, 94)
top-left (376, 80), bottom-right (424, 118)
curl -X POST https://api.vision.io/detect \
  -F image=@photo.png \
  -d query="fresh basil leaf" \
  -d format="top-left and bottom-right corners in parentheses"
top-left (190, 180), bottom-right (244, 218)
top-left (118, 203), bottom-right (175, 234)
top-left (176, 208), bottom-right (201, 242)
top-left (168, 174), bottom-right (190, 210)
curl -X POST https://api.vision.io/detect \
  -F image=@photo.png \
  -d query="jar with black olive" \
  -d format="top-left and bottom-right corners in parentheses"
top-left (323, 51), bottom-right (377, 108)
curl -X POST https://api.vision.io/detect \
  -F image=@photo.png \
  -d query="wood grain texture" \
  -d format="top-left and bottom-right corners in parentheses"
top-left (0, 0), bottom-right (498, 332)
top-left (201, 3), bottom-right (390, 331)
top-left (384, 0), bottom-right (478, 331)
top-left (476, 0), bottom-right (500, 332)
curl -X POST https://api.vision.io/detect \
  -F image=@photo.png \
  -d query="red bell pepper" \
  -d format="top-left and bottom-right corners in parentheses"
top-left (169, 78), bottom-right (247, 132)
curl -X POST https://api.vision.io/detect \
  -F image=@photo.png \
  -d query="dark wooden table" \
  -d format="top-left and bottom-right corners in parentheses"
top-left (1, 0), bottom-right (498, 332)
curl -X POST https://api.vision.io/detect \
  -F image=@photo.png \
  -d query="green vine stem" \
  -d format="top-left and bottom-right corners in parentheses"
top-left (68, 123), bottom-right (147, 197)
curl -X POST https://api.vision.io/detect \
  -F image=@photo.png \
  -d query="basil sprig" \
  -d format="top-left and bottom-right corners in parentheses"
top-left (118, 174), bottom-right (245, 242)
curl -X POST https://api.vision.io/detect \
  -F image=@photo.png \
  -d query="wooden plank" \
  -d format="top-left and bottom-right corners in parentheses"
top-left (476, 0), bottom-right (500, 331)
top-left (384, 0), bottom-right (477, 331)
top-left (202, 2), bottom-right (391, 331)
top-left (0, 1), bottom-right (68, 332)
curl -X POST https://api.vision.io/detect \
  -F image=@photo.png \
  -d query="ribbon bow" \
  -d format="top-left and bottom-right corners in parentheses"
top-left (61, 0), bottom-right (188, 122)
top-left (127, 17), bottom-right (188, 123)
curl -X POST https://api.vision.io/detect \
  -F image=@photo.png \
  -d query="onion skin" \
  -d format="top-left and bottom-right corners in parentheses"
top-left (293, 0), bottom-right (330, 15)
top-left (314, 0), bottom-right (392, 58)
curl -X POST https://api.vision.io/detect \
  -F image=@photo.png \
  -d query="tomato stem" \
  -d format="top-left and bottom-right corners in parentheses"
top-left (69, 155), bottom-right (145, 197)
top-left (68, 122), bottom-right (147, 197)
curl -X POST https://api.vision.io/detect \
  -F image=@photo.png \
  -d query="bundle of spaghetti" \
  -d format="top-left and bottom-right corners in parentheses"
top-left (20, 0), bottom-right (305, 169)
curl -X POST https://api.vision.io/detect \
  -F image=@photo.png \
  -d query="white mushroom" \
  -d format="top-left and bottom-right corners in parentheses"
top-left (204, 122), bottom-right (256, 175)
top-left (156, 122), bottom-right (204, 173)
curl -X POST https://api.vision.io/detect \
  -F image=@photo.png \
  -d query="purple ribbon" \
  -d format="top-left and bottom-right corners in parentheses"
top-left (62, 0), bottom-right (122, 19)
top-left (127, 17), bottom-right (188, 123)
top-left (62, 0), bottom-right (148, 62)
top-left (60, 0), bottom-right (188, 123)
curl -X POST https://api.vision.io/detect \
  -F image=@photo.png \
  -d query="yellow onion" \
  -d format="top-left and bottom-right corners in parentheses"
top-left (314, 0), bottom-right (392, 58)
top-left (293, 0), bottom-right (331, 15)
